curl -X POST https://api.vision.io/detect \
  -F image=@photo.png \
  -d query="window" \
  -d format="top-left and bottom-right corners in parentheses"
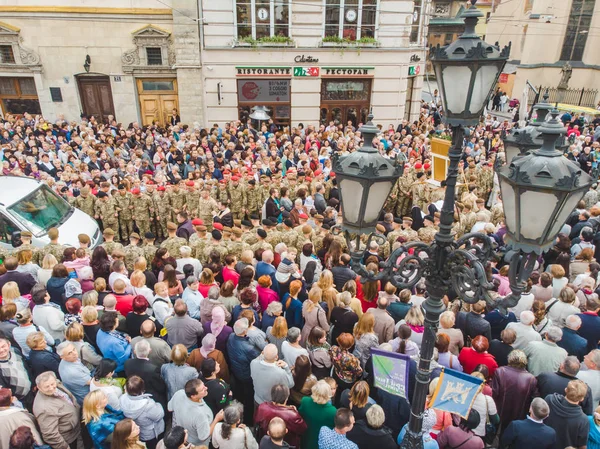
top-left (324, 0), bottom-right (378, 40)
top-left (410, 0), bottom-right (423, 43)
top-left (146, 47), bottom-right (163, 65)
top-left (0, 214), bottom-right (18, 245)
top-left (0, 45), bottom-right (15, 64)
top-left (444, 33), bottom-right (454, 45)
top-left (141, 80), bottom-right (175, 91)
top-left (560, 0), bottom-right (594, 61)
top-left (8, 185), bottom-right (71, 237)
top-left (235, 0), bottom-right (290, 39)
top-left (0, 77), bottom-right (41, 116)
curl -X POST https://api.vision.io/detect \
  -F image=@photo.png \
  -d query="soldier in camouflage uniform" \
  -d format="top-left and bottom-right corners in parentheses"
top-left (394, 168), bottom-right (414, 218)
top-left (197, 189), bottom-right (218, 231)
top-left (228, 176), bottom-right (246, 221)
top-left (13, 230), bottom-right (40, 263)
top-left (124, 232), bottom-right (145, 273)
top-left (490, 201), bottom-right (504, 226)
top-left (241, 219), bottom-right (258, 246)
top-left (245, 180), bottom-right (262, 218)
top-left (37, 227), bottom-right (66, 264)
top-left (250, 228), bottom-right (273, 254)
top-left (142, 232), bottom-right (158, 264)
top-left (168, 182), bottom-right (187, 223)
top-left (280, 219), bottom-right (299, 253)
top-left (216, 180), bottom-right (230, 207)
top-left (203, 229), bottom-right (228, 263)
top-left (411, 173), bottom-right (431, 212)
top-left (153, 186), bottom-right (170, 240)
top-left (460, 203), bottom-right (477, 233)
top-left (478, 162), bottom-right (494, 203)
top-left (228, 228), bottom-right (248, 261)
top-left (264, 219), bottom-right (283, 250)
top-left (72, 186), bottom-right (96, 219)
top-left (418, 215), bottom-right (438, 244)
top-left (190, 225), bottom-right (210, 261)
top-left (184, 180), bottom-right (200, 218)
top-left (160, 222), bottom-right (187, 259)
top-left (95, 191), bottom-right (120, 240)
top-left (100, 228), bottom-right (124, 256)
top-left (114, 185), bottom-right (134, 242)
top-left (394, 217), bottom-right (419, 243)
top-left (77, 234), bottom-right (92, 258)
top-left (132, 189), bottom-right (153, 238)
top-left (258, 175), bottom-right (271, 209)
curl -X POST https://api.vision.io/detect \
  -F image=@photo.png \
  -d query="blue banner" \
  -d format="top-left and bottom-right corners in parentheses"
top-left (371, 348), bottom-right (410, 399)
top-left (429, 367), bottom-right (484, 418)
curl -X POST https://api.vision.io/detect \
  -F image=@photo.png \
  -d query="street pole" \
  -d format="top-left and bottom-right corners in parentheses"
top-left (400, 124), bottom-right (465, 449)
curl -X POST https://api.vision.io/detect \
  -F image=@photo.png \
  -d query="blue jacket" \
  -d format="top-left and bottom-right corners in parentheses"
top-left (96, 330), bottom-right (131, 372)
top-left (577, 312), bottom-right (600, 352)
top-left (255, 262), bottom-right (279, 295)
top-left (87, 406), bottom-right (125, 449)
top-left (28, 348), bottom-right (61, 379)
top-left (500, 418), bottom-right (556, 449)
top-left (282, 295), bottom-right (303, 329)
top-left (227, 334), bottom-right (260, 383)
top-left (557, 327), bottom-right (588, 361)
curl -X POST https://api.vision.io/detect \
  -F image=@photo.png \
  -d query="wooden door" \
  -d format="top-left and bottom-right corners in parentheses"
top-left (77, 76), bottom-right (115, 123)
top-left (139, 95), bottom-right (161, 126)
top-left (159, 95), bottom-right (178, 125)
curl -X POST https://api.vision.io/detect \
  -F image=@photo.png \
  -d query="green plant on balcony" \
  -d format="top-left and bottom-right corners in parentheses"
top-left (321, 36), bottom-right (380, 45)
top-left (238, 35), bottom-right (294, 47)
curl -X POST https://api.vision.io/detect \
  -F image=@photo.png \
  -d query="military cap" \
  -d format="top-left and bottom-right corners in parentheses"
top-left (97, 191), bottom-right (108, 198)
top-left (241, 220), bottom-right (252, 228)
top-left (197, 225), bottom-right (207, 232)
top-left (167, 222), bottom-right (177, 231)
top-left (232, 227), bottom-right (243, 237)
top-left (192, 218), bottom-right (204, 226)
top-left (213, 222), bottom-right (224, 231)
top-left (257, 228), bottom-right (267, 239)
top-left (211, 230), bottom-right (222, 240)
top-left (21, 230), bottom-right (33, 238)
top-left (78, 233), bottom-right (90, 244)
top-left (144, 232), bottom-right (155, 239)
top-left (129, 232), bottom-right (140, 240)
top-left (103, 228), bottom-right (115, 236)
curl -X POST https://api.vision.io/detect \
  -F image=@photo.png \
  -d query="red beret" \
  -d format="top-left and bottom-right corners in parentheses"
top-left (223, 169), bottom-right (231, 175)
top-left (247, 172), bottom-right (254, 176)
top-left (305, 176), bottom-right (312, 182)
top-left (146, 180), bottom-right (154, 185)
top-left (314, 169), bottom-right (322, 176)
top-left (213, 222), bottom-right (224, 231)
top-left (144, 170), bottom-right (153, 175)
top-left (192, 218), bottom-right (204, 226)
top-left (219, 179), bottom-right (226, 184)
top-left (424, 163), bottom-right (431, 170)
top-left (232, 176), bottom-right (239, 181)
top-left (299, 213), bottom-right (309, 219)
top-left (157, 186), bottom-right (166, 192)
top-left (329, 172), bottom-right (336, 178)
top-left (185, 180), bottom-right (195, 187)
top-left (415, 163), bottom-right (423, 169)
top-left (131, 188), bottom-right (140, 194)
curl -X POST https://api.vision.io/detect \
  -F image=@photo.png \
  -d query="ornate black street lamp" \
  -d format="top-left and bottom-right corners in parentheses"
top-left (333, 2), bottom-right (592, 449)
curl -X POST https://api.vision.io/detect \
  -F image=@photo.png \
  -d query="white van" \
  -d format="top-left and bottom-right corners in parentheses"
top-left (0, 176), bottom-right (102, 251)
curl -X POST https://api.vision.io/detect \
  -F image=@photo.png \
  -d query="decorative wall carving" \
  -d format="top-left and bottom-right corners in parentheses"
top-left (0, 22), bottom-right (42, 70)
top-left (121, 24), bottom-right (176, 74)
top-left (434, 3), bottom-right (451, 16)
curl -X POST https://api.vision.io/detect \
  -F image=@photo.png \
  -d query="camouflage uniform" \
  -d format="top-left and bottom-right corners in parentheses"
top-left (241, 230), bottom-right (259, 246)
top-left (227, 240), bottom-right (248, 261)
top-left (228, 184), bottom-right (246, 220)
top-left (478, 167), bottom-right (494, 202)
top-left (95, 198), bottom-right (120, 241)
top-left (394, 175), bottom-right (414, 218)
top-left (490, 203), bottom-right (504, 226)
top-left (411, 180), bottom-right (430, 211)
top-left (132, 194), bottom-right (153, 238)
top-left (265, 228), bottom-right (283, 250)
top-left (245, 187), bottom-right (262, 218)
top-left (461, 211), bottom-right (477, 234)
top-left (124, 243), bottom-right (145, 273)
top-left (101, 241), bottom-right (124, 257)
top-left (250, 240), bottom-right (273, 254)
top-left (114, 192), bottom-right (134, 242)
top-left (11, 243), bottom-right (39, 263)
top-left (216, 185), bottom-right (229, 206)
top-left (418, 226), bottom-right (438, 244)
top-left (398, 227), bottom-right (419, 243)
top-left (197, 196), bottom-right (218, 231)
top-left (203, 241), bottom-right (228, 263)
top-left (153, 191), bottom-right (170, 239)
top-left (185, 190), bottom-right (201, 218)
top-left (191, 235), bottom-right (210, 261)
top-left (142, 243), bottom-right (158, 264)
top-left (160, 235), bottom-right (187, 259)
top-left (168, 188), bottom-right (187, 222)
top-left (37, 243), bottom-right (66, 264)
top-left (280, 228), bottom-right (299, 252)
top-left (73, 194), bottom-right (96, 218)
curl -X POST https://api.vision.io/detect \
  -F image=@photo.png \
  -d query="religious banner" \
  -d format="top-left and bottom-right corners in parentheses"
top-left (371, 348), bottom-right (410, 398)
top-left (429, 368), bottom-right (484, 418)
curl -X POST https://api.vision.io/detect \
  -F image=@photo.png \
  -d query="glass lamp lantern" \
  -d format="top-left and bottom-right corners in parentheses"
top-left (498, 110), bottom-right (593, 254)
top-left (249, 106), bottom-right (271, 121)
top-left (333, 114), bottom-right (403, 234)
top-left (430, 0), bottom-right (511, 127)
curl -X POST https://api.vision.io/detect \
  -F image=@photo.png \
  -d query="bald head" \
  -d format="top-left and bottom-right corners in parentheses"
top-left (263, 344), bottom-right (279, 363)
top-left (377, 296), bottom-right (389, 309)
top-left (268, 417), bottom-right (287, 442)
top-left (140, 320), bottom-right (156, 337)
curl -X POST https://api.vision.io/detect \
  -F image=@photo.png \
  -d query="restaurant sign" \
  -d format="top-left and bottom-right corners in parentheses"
top-left (294, 67), bottom-right (320, 77)
top-left (236, 67), bottom-right (292, 76)
top-left (322, 67), bottom-right (374, 76)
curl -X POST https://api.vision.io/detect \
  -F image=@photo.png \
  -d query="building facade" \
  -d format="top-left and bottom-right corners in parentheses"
top-left (0, 0), bottom-right (429, 128)
top-left (486, 0), bottom-right (600, 105)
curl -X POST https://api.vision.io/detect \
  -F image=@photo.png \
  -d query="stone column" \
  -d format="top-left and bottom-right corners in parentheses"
top-left (172, 0), bottom-right (204, 126)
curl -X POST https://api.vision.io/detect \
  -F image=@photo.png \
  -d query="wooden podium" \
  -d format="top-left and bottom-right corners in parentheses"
top-left (431, 137), bottom-right (452, 184)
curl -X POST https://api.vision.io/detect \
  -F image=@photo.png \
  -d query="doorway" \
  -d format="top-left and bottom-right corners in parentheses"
top-left (77, 75), bottom-right (115, 123)
top-left (405, 76), bottom-right (415, 121)
top-left (320, 79), bottom-right (372, 128)
top-left (137, 78), bottom-right (178, 126)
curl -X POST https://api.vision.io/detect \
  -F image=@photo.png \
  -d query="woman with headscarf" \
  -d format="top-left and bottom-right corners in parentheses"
top-left (202, 306), bottom-right (233, 353)
top-left (398, 408), bottom-right (439, 448)
top-left (188, 333), bottom-right (230, 384)
top-left (437, 409), bottom-right (484, 449)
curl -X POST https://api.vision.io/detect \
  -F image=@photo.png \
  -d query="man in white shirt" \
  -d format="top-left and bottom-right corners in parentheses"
top-left (176, 246), bottom-right (202, 278)
top-left (506, 311), bottom-right (542, 349)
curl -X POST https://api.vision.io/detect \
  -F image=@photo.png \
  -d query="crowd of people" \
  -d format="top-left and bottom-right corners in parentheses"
top-left (0, 102), bottom-right (599, 449)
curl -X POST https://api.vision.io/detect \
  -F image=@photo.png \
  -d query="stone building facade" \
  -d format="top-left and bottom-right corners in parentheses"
top-left (0, 0), bottom-right (429, 127)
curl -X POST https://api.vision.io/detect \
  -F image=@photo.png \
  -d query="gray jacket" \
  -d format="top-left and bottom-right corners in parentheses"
top-left (119, 393), bottom-right (165, 441)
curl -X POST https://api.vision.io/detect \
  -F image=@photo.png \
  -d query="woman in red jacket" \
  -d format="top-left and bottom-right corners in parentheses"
top-left (458, 335), bottom-right (498, 378)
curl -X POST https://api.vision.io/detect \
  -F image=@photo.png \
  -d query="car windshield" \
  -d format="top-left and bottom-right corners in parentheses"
top-left (7, 185), bottom-right (71, 236)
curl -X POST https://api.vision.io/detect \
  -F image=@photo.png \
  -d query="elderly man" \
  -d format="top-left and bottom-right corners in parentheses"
top-left (500, 398), bottom-right (556, 449)
top-left (176, 245), bottom-right (202, 278)
top-left (57, 342), bottom-right (91, 405)
top-left (557, 315), bottom-right (588, 361)
top-left (0, 335), bottom-right (33, 406)
top-left (228, 318), bottom-right (261, 424)
top-left (578, 349), bottom-right (600, 406)
top-left (523, 326), bottom-right (568, 376)
top-left (166, 300), bottom-right (204, 350)
top-left (124, 339), bottom-right (167, 410)
top-left (33, 371), bottom-right (81, 449)
top-left (251, 343), bottom-right (294, 406)
top-left (536, 355), bottom-right (594, 415)
top-left (182, 276), bottom-right (203, 320)
top-left (366, 296), bottom-right (396, 344)
top-left (255, 250), bottom-right (279, 295)
top-left (168, 378), bottom-right (224, 447)
top-left (131, 320), bottom-right (172, 366)
top-left (506, 311), bottom-right (542, 350)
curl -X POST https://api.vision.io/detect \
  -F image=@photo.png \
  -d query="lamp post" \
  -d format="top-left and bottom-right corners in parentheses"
top-left (333, 2), bottom-right (592, 449)
top-left (249, 106), bottom-right (271, 132)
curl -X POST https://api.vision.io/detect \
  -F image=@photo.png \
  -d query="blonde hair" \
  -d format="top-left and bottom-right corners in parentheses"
top-left (306, 285), bottom-right (322, 313)
top-left (1, 282), bottom-right (20, 302)
top-left (133, 257), bottom-right (147, 271)
top-left (405, 306), bottom-right (425, 326)
top-left (317, 270), bottom-right (334, 291)
top-left (271, 316), bottom-right (288, 339)
top-left (26, 331), bottom-right (45, 349)
top-left (65, 322), bottom-right (85, 342)
top-left (130, 270), bottom-right (146, 288)
top-left (42, 254), bottom-right (58, 270)
top-left (354, 313), bottom-right (375, 340)
top-left (311, 380), bottom-right (332, 405)
top-left (559, 286), bottom-right (576, 304)
top-left (171, 344), bottom-right (188, 366)
top-left (550, 264), bottom-right (566, 279)
top-left (439, 311), bottom-right (456, 329)
top-left (82, 290), bottom-right (99, 307)
top-left (81, 305), bottom-right (98, 323)
top-left (82, 390), bottom-right (108, 424)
